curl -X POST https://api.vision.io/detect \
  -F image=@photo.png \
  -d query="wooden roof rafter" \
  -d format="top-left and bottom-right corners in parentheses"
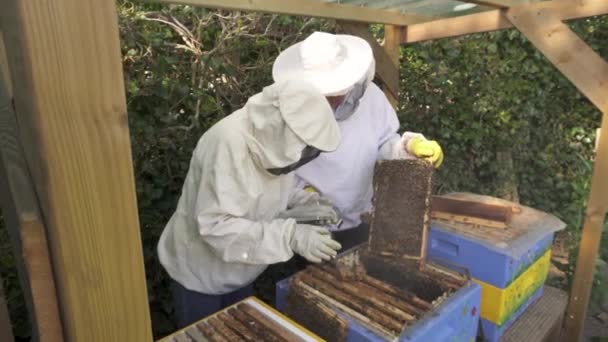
top-left (323, 0), bottom-right (496, 18)
top-left (402, 0), bottom-right (608, 43)
top-left (148, 0), bottom-right (435, 25)
top-left (464, 0), bottom-right (528, 9)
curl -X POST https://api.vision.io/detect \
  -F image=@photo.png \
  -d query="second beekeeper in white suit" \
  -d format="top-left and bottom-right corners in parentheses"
top-left (273, 32), bottom-right (445, 250)
top-left (157, 79), bottom-right (342, 328)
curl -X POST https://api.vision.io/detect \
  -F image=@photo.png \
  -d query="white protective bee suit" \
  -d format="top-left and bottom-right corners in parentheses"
top-left (295, 82), bottom-right (423, 229)
top-left (273, 32), bottom-right (424, 231)
top-left (157, 80), bottom-right (341, 295)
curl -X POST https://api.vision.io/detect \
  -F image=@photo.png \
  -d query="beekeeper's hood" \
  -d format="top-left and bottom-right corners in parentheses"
top-left (272, 32), bottom-right (375, 97)
top-left (244, 79), bottom-right (341, 170)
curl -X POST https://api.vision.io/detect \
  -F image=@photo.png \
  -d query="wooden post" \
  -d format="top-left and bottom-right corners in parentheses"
top-left (383, 25), bottom-right (401, 108)
top-left (0, 0), bottom-right (153, 341)
top-left (0, 32), bottom-right (64, 342)
top-left (505, 6), bottom-right (608, 342)
top-left (339, 22), bottom-right (399, 103)
top-left (0, 33), bottom-right (10, 96)
top-left (563, 111), bottom-right (608, 342)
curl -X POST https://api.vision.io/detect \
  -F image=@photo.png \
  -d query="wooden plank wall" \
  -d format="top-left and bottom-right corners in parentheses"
top-left (0, 0), bottom-right (153, 340)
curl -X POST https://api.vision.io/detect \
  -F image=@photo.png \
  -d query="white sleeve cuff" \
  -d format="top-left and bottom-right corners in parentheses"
top-left (380, 132), bottom-right (425, 159)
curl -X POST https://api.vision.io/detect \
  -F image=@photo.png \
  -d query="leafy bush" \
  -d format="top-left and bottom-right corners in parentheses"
top-left (0, 211), bottom-right (31, 340)
top-left (396, 18), bottom-right (607, 310)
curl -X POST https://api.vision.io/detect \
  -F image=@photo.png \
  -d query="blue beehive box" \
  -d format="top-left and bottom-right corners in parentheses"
top-left (276, 253), bottom-right (481, 342)
top-left (275, 160), bottom-right (481, 342)
top-left (427, 193), bottom-right (565, 342)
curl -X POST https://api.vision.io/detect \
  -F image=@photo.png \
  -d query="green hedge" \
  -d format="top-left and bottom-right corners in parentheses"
top-left (395, 19), bottom-right (608, 312)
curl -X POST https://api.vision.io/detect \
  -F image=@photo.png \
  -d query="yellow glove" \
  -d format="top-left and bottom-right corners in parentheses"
top-left (304, 185), bottom-right (318, 193)
top-left (406, 137), bottom-right (444, 168)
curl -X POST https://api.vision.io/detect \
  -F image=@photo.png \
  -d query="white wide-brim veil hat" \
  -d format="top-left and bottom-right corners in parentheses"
top-left (272, 32), bottom-right (374, 96)
top-left (245, 79), bottom-right (341, 170)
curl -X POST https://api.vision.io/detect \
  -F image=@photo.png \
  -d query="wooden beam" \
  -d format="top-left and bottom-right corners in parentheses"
top-left (0, 0), bottom-right (153, 341)
top-left (0, 34), bottom-right (10, 97)
top-left (383, 25), bottom-right (402, 108)
top-left (465, 0), bottom-right (529, 9)
top-left (402, 0), bottom-right (608, 44)
top-left (562, 112), bottom-right (608, 342)
top-left (502, 6), bottom-right (608, 341)
top-left (148, 0), bottom-right (433, 26)
top-left (339, 22), bottom-right (399, 102)
top-left (505, 5), bottom-right (608, 113)
top-left (403, 9), bottom-right (511, 43)
top-left (0, 32), bottom-right (64, 342)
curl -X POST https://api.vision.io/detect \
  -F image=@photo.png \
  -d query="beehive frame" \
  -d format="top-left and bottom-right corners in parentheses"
top-left (0, 0), bottom-right (607, 341)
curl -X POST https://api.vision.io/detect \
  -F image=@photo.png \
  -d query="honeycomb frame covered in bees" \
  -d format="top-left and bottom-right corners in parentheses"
top-left (275, 160), bottom-right (481, 341)
top-left (368, 159), bottom-right (434, 260)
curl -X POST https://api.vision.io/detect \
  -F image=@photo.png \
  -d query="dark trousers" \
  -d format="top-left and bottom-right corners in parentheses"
top-left (332, 223), bottom-right (370, 252)
top-left (171, 280), bottom-right (253, 329)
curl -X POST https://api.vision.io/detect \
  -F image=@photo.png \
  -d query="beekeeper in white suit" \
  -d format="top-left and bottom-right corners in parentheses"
top-left (157, 79), bottom-right (342, 328)
top-left (273, 32), bottom-right (444, 251)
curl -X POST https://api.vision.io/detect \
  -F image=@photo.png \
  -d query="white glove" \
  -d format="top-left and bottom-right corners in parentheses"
top-left (290, 225), bottom-right (342, 263)
top-left (308, 193), bottom-right (333, 207)
top-left (288, 188), bottom-right (333, 208)
top-left (277, 203), bottom-right (340, 225)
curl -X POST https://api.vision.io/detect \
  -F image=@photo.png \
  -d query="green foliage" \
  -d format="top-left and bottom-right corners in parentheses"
top-left (0, 4), bottom-right (606, 339)
top-left (400, 27), bottom-right (600, 200)
top-left (0, 211), bottom-right (31, 340)
top-left (397, 17), bottom-right (607, 309)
